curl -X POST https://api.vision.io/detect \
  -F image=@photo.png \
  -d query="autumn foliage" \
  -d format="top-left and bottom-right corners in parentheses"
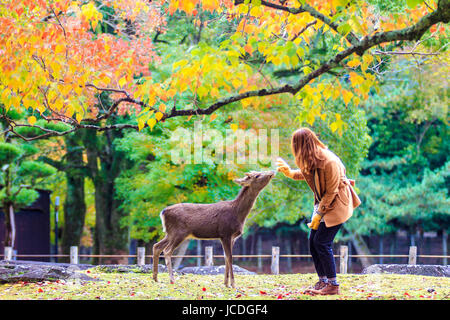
top-left (0, 0), bottom-right (448, 138)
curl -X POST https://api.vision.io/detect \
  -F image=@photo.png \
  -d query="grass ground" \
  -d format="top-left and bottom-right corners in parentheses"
top-left (0, 271), bottom-right (449, 300)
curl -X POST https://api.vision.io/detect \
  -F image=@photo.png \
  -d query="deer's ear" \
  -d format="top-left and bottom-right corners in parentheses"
top-left (245, 171), bottom-right (257, 179)
top-left (234, 177), bottom-right (251, 186)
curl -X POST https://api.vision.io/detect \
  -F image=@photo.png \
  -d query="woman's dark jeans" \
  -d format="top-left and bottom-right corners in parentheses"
top-left (309, 222), bottom-right (342, 279)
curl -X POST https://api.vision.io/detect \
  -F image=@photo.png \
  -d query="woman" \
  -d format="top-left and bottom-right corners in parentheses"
top-left (276, 128), bottom-right (361, 295)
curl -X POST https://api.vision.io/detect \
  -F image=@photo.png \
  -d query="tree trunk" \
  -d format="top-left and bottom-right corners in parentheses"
top-left (173, 239), bottom-right (190, 270)
top-left (257, 234), bottom-right (262, 272)
top-left (3, 161), bottom-right (15, 249)
top-left (83, 129), bottom-right (130, 264)
top-left (4, 204), bottom-right (15, 249)
top-left (61, 132), bottom-right (87, 260)
top-left (379, 235), bottom-right (384, 264)
top-left (286, 235), bottom-right (292, 273)
top-left (350, 233), bottom-right (373, 268)
top-left (241, 236), bottom-right (246, 261)
top-left (443, 230), bottom-right (448, 266)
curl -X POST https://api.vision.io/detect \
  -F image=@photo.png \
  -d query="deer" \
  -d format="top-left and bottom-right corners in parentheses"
top-left (152, 170), bottom-right (275, 288)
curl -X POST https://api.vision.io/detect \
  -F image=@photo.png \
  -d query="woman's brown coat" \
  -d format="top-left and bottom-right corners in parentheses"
top-left (292, 147), bottom-right (361, 227)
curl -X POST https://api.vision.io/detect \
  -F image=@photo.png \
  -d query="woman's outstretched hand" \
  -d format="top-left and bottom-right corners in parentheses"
top-left (276, 157), bottom-right (293, 178)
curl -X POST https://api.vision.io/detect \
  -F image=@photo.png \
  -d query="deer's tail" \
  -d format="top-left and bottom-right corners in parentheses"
top-left (160, 209), bottom-right (166, 233)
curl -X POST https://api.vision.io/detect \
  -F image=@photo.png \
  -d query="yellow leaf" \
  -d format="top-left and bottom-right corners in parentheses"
top-left (197, 86), bottom-right (208, 98)
top-left (231, 78), bottom-right (241, 89)
top-left (173, 59), bottom-right (188, 71)
top-left (155, 112), bottom-right (164, 121)
top-left (210, 87), bottom-right (219, 98)
top-left (306, 113), bottom-right (315, 125)
top-left (76, 113), bottom-right (83, 123)
top-left (37, 104), bottom-right (46, 114)
top-left (28, 116), bottom-right (37, 126)
top-left (250, 5), bottom-right (262, 17)
top-left (230, 123), bottom-right (238, 132)
top-left (271, 56), bottom-right (281, 66)
top-left (296, 47), bottom-right (305, 57)
top-left (55, 44), bottom-right (65, 54)
top-left (330, 122), bottom-right (338, 133)
top-left (342, 90), bottom-right (353, 106)
top-left (210, 113), bottom-right (217, 122)
top-left (361, 54), bottom-right (374, 71)
top-left (349, 72), bottom-right (364, 87)
top-left (118, 77), bottom-right (127, 88)
top-left (147, 118), bottom-right (156, 130)
top-left (138, 118), bottom-right (145, 131)
top-left (347, 59), bottom-right (361, 68)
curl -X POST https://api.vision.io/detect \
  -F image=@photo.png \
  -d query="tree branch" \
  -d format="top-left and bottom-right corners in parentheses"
top-left (7, 0), bottom-right (449, 140)
top-left (234, 0), bottom-right (361, 50)
top-left (162, 0), bottom-right (448, 120)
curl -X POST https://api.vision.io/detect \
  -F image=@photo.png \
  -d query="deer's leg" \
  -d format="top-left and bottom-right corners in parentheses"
top-left (163, 235), bottom-right (186, 284)
top-left (152, 236), bottom-right (169, 282)
top-left (220, 239), bottom-right (229, 287)
top-left (221, 237), bottom-right (234, 288)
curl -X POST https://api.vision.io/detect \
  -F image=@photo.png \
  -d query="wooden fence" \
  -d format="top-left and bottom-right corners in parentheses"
top-left (2, 245), bottom-right (449, 274)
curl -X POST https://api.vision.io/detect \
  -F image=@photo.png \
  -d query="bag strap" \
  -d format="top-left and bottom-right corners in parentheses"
top-left (313, 169), bottom-right (322, 202)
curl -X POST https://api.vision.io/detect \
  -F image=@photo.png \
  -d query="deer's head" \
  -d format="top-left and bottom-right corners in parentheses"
top-left (234, 170), bottom-right (275, 191)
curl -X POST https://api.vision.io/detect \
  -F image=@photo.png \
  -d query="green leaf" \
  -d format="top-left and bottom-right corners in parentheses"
top-left (406, 0), bottom-right (423, 8)
top-left (0, 143), bottom-right (22, 166)
top-left (337, 23), bottom-right (352, 35)
top-left (17, 161), bottom-right (57, 179)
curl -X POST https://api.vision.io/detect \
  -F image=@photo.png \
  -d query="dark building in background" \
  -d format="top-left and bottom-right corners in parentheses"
top-left (0, 189), bottom-right (51, 261)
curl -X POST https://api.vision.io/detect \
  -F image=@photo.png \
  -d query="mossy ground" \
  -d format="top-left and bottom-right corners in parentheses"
top-left (0, 271), bottom-right (448, 300)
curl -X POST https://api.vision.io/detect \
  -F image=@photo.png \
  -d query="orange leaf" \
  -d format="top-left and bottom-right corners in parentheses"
top-left (28, 116), bottom-right (37, 125)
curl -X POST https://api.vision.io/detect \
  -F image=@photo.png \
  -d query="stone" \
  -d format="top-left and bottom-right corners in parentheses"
top-left (362, 264), bottom-right (450, 277)
top-left (179, 265), bottom-right (256, 275)
top-left (0, 260), bottom-right (97, 283)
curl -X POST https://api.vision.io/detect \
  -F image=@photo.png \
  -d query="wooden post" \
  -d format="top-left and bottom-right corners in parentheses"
top-left (408, 246), bottom-right (417, 265)
top-left (340, 245), bottom-right (348, 274)
top-left (4, 247), bottom-right (13, 261)
top-left (205, 246), bottom-right (213, 266)
top-left (137, 247), bottom-right (145, 266)
top-left (271, 246), bottom-right (280, 275)
top-left (197, 240), bottom-right (202, 267)
top-left (70, 246), bottom-right (78, 264)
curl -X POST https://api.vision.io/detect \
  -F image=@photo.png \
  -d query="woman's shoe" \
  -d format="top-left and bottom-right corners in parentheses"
top-left (304, 280), bottom-right (327, 294)
top-left (318, 283), bottom-right (340, 295)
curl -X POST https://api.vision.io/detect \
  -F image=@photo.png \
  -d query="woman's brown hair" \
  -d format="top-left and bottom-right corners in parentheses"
top-left (291, 128), bottom-right (326, 174)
